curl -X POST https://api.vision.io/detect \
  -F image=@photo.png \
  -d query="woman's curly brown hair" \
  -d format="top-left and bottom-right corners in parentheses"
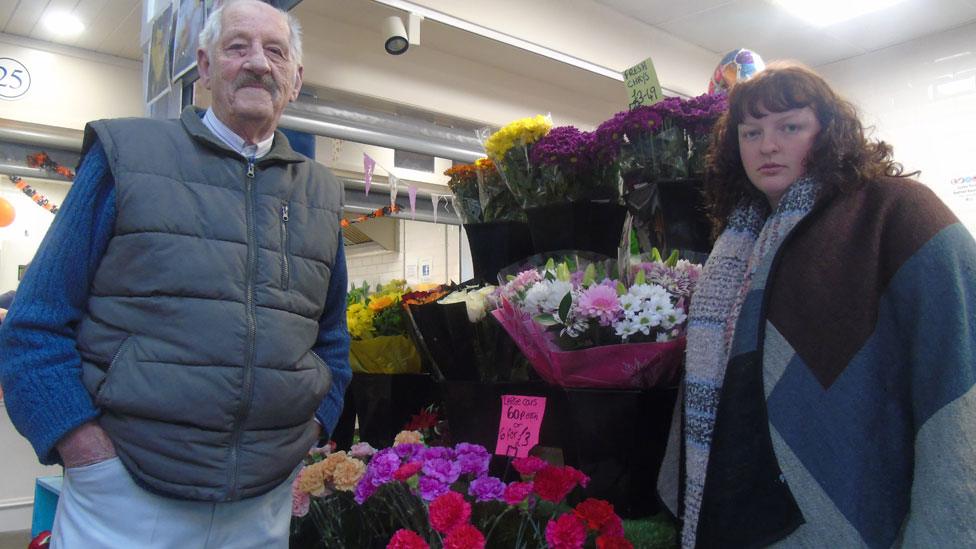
top-left (704, 62), bottom-right (915, 237)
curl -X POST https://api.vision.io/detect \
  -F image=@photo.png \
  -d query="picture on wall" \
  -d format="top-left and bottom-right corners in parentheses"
top-left (173, 0), bottom-right (207, 81)
top-left (147, 5), bottom-right (175, 104)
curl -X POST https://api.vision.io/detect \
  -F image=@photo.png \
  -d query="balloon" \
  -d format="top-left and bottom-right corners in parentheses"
top-left (708, 48), bottom-right (766, 95)
top-left (0, 197), bottom-right (15, 227)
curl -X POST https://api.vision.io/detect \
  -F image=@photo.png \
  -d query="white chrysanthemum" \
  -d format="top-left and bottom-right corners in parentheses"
top-left (656, 331), bottom-right (671, 342)
top-left (523, 280), bottom-right (572, 316)
top-left (618, 293), bottom-right (641, 315)
top-left (613, 317), bottom-right (640, 339)
top-left (636, 308), bottom-right (663, 334)
top-left (661, 308), bottom-right (687, 330)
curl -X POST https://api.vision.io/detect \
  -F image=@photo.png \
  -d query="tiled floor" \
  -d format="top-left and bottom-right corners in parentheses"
top-left (0, 530), bottom-right (29, 549)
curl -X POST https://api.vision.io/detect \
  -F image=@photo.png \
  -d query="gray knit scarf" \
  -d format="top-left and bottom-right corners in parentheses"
top-left (680, 176), bottom-right (821, 548)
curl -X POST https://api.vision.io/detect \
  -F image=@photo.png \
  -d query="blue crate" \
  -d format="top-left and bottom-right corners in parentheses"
top-left (31, 476), bottom-right (62, 538)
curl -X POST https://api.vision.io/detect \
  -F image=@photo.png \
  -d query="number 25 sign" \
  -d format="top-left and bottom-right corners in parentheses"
top-left (495, 395), bottom-right (546, 458)
top-left (0, 58), bottom-right (31, 100)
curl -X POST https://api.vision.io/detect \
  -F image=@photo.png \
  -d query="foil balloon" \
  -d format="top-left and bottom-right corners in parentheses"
top-left (0, 197), bottom-right (15, 227)
top-left (709, 49), bottom-right (765, 95)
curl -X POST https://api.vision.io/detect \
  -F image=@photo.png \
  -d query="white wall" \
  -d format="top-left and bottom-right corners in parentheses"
top-left (0, 403), bottom-right (61, 533)
top-left (346, 219), bottom-right (465, 289)
top-left (0, 181), bottom-right (70, 294)
top-left (0, 34), bottom-right (143, 129)
top-left (818, 22), bottom-right (976, 235)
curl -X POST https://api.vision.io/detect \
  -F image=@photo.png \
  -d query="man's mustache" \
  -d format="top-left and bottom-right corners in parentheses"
top-left (235, 73), bottom-right (278, 97)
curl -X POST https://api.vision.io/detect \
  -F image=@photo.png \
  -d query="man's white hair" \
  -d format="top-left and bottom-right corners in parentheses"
top-left (198, 0), bottom-right (303, 64)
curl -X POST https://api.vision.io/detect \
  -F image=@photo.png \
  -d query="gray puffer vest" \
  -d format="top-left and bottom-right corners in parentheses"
top-left (76, 107), bottom-right (342, 501)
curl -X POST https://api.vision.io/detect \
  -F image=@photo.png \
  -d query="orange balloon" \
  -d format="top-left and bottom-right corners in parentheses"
top-left (0, 197), bottom-right (15, 227)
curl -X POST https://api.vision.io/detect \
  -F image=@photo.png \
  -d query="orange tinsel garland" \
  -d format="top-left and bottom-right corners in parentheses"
top-left (340, 204), bottom-right (401, 228)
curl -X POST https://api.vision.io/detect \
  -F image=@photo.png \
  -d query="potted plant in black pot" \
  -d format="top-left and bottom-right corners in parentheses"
top-left (444, 159), bottom-right (534, 284)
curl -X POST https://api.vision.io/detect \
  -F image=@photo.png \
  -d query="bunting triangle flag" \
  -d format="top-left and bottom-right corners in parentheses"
top-left (363, 153), bottom-right (376, 196)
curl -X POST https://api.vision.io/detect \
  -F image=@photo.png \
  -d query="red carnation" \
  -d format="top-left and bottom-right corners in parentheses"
top-left (387, 529), bottom-right (429, 549)
top-left (533, 465), bottom-right (586, 503)
top-left (596, 535), bottom-right (634, 549)
top-left (512, 456), bottom-right (548, 476)
top-left (393, 461), bottom-right (423, 481)
top-left (443, 524), bottom-right (486, 549)
top-left (429, 492), bottom-right (472, 535)
top-left (600, 514), bottom-right (624, 538)
top-left (545, 513), bottom-right (587, 549)
top-left (574, 498), bottom-right (616, 530)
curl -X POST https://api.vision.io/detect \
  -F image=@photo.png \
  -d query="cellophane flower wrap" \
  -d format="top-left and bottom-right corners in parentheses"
top-left (445, 163), bottom-right (483, 224)
top-left (347, 280), bottom-right (422, 374)
top-left (672, 93), bottom-right (727, 176)
top-left (403, 283), bottom-right (530, 383)
top-left (492, 251), bottom-right (702, 389)
top-left (291, 431), bottom-right (636, 548)
top-left (475, 158), bottom-right (525, 222)
top-left (480, 115), bottom-right (553, 209)
top-left (527, 126), bottom-right (622, 206)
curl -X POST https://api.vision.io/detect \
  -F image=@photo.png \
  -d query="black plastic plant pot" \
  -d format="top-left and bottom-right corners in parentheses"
top-left (625, 178), bottom-right (713, 257)
top-left (463, 221), bottom-right (536, 284)
top-left (560, 385), bottom-right (679, 519)
top-left (332, 373), bottom-right (439, 450)
top-left (525, 201), bottom-right (627, 257)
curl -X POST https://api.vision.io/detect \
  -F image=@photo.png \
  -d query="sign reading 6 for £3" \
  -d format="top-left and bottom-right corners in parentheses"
top-left (0, 57), bottom-right (30, 100)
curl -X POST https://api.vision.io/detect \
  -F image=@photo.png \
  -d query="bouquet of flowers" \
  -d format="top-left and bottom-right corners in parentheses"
top-left (292, 431), bottom-right (638, 548)
top-left (528, 126), bottom-right (622, 206)
top-left (480, 115), bottom-right (553, 209)
top-left (475, 157), bottom-right (525, 223)
top-left (492, 251), bottom-right (702, 389)
top-left (445, 163), bottom-right (483, 224)
top-left (403, 283), bottom-right (530, 383)
top-left (347, 280), bottom-right (422, 374)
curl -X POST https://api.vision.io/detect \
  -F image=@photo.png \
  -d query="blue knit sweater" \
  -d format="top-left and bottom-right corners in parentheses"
top-left (0, 141), bottom-right (352, 465)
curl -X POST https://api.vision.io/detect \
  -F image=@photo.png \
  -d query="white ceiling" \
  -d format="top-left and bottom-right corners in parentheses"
top-left (596, 0), bottom-right (976, 67)
top-left (2, 0), bottom-right (975, 75)
top-left (0, 0), bottom-right (142, 60)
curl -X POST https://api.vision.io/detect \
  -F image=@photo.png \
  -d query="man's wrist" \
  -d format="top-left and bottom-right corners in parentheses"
top-left (57, 421), bottom-right (117, 468)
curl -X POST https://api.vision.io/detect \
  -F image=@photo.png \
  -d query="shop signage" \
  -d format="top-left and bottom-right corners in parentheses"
top-left (623, 56), bottom-right (662, 109)
top-left (495, 394), bottom-right (546, 458)
top-left (0, 57), bottom-right (30, 100)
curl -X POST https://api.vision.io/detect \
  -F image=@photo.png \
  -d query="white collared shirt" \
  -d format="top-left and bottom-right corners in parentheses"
top-left (202, 108), bottom-right (274, 159)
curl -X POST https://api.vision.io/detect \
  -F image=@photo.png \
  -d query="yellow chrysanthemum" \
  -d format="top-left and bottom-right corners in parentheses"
top-left (347, 302), bottom-right (375, 339)
top-left (484, 115), bottom-right (552, 160)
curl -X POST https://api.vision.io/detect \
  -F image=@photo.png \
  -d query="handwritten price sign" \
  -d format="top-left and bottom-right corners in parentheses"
top-left (623, 57), bottom-right (662, 109)
top-left (495, 394), bottom-right (546, 458)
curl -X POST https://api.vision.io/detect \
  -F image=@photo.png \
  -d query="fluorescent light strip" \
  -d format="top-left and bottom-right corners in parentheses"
top-left (371, 0), bottom-right (625, 82)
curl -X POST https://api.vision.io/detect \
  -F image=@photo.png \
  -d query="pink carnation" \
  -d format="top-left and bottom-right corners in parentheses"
top-left (512, 456), bottom-right (548, 476)
top-left (503, 481), bottom-right (534, 505)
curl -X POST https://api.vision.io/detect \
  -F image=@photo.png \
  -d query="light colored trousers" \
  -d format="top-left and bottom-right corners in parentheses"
top-left (51, 457), bottom-right (295, 549)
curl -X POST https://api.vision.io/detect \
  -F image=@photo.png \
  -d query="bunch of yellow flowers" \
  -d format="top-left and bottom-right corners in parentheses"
top-left (347, 302), bottom-right (375, 339)
top-left (483, 114), bottom-right (552, 160)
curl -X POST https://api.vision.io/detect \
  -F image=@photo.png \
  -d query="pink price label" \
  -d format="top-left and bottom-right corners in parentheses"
top-left (495, 394), bottom-right (546, 458)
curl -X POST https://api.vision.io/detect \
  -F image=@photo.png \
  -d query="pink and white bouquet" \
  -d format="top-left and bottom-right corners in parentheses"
top-left (492, 252), bottom-right (702, 389)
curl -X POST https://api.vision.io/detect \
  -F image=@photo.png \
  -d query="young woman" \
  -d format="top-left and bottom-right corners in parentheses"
top-left (658, 63), bottom-right (976, 548)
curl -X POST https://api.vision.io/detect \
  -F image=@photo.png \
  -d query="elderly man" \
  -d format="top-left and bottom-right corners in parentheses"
top-left (0, 1), bottom-right (350, 546)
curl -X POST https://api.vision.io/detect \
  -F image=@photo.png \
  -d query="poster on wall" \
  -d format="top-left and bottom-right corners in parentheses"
top-left (146, 5), bottom-right (175, 104)
top-left (173, 0), bottom-right (207, 81)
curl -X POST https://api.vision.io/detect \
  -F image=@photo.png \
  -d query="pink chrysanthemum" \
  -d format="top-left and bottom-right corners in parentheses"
top-left (576, 284), bottom-right (622, 327)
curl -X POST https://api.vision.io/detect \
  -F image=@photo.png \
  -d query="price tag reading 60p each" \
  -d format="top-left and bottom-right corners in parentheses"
top-left (495, 394), bottom-right (547, 458)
